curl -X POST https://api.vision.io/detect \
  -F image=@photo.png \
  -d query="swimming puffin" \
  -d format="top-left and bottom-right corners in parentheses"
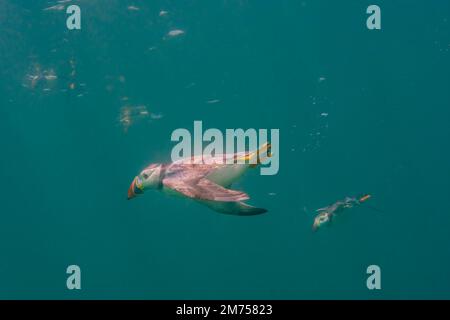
top-left (127, 143), bottom-right (271, 215)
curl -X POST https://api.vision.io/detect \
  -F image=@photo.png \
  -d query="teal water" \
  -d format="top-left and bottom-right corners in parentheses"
top-left (1, 0), bottom-right (449, 299)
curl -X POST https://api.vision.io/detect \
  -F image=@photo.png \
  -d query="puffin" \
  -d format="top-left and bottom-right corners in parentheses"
top-left (127, 143), bottom-right (271, 215)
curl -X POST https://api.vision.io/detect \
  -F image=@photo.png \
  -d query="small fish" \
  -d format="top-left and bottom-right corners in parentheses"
top-left (127, 5), bottom-right (140, 11)
top-left (159, 10), bottom-right (168, 17)
top-left (206, 99), bottom-right (220, 104)
top-left (44, 74), bottom-right (57, 81)
top-left (320, 112), bottom-right (329, 117)
top-left (43, 4), bottom-right (65, 11)
top-left (167, 29), bottom-right (185, 37)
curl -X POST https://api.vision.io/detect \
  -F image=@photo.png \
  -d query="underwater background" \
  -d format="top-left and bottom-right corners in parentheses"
top-left (0, 0), bottom-right (449, 299)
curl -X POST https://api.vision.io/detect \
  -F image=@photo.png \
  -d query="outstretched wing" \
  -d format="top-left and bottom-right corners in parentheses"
top-left (164, 178), bottom-right (249, 202)
top-left (163, 164), bottom-right (249, 202)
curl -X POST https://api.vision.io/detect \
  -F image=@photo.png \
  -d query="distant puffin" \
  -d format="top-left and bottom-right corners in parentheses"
top-left (127, 143), bottom-right (271, 215)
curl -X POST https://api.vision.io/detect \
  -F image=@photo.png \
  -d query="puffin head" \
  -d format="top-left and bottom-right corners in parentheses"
top-left (127, 163), bottom-right (163, 199)
top-left (312, 212), bottom-right (331, 232)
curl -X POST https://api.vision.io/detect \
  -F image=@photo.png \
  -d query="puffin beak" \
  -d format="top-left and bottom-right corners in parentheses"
top-left (128, 177), bottom-right (144, 200)
top-left (128, 179), bottom-right (137, 200)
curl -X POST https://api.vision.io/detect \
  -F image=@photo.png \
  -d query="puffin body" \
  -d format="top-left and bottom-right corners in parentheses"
top-left (128, 144), bottom-right (270, 215)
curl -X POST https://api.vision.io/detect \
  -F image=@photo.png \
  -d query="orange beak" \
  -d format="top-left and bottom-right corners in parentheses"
top-left (127, 179), bottom-right (137, 200)
top-left (128, 177), bottom-right (144, 200)
top-left (359, 194), bottom-right (371, 202)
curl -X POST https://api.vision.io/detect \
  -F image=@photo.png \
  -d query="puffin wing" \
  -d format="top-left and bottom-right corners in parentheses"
top-left (162, 164), bottom-right (249, 202)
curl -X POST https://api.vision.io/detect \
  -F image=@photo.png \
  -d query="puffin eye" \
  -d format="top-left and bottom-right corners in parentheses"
top-left (142, 173), bottom-right (149, 179)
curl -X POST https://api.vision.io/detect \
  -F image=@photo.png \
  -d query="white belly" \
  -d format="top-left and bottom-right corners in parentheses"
top-left (206, 164), bottom-right (249, 187)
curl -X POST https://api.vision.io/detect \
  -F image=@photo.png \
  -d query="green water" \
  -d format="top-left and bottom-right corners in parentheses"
top-left (1, 0), bottom-right (449, 299)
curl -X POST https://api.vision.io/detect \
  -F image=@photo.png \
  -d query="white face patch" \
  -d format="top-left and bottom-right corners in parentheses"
top-left (140, 165), bottom-right (162, 189)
